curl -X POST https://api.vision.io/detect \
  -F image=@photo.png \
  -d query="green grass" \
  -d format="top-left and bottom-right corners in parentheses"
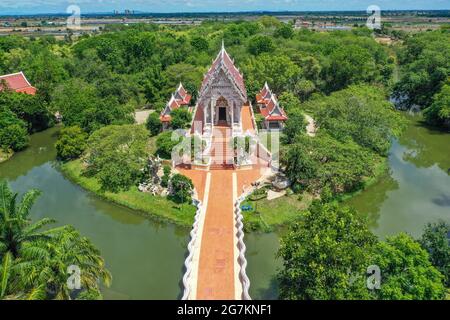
top-left (241, 191), bottom-right (313, 232)
top-left (60, 159), bottom-right (196, 227)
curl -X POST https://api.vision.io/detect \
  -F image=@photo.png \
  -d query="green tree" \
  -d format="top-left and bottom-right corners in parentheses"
top-left (85, 125), bottom-right (149, 192)
top-left (283, 134), bottom-right (375, 196)
top-left (278, 91), bottom-right (300, 113)
top-left (423, 84), bottom-right (450, 128)
top-left (309, 85), bottom-right (404, 156)
top-left (0, 108), bottom-right (29, 151)
top-left (324, 45), bottom-right (377, 92)
top-left (0, 91), bottom-right (53, 133)
top-left (51, 79), bottom-right (134, 133)
top-left (169, 174), bottom-right (193, 204)
top-left (244, 54), bottom-right (302, 96)
top-left (155, 131), bottom-right (182, 160)
top-left (146, 112), bottom-right (161, 136)
top-left (0, 181), bottom-right (111, 300)
top-left (274, 24), bottom-right (294, 39)
top-left (371, 233), bottom-right (446, 300)
top-left (394, 30), bottom-right (449, 110)
top-left (171, 108), bottom-right (192, 130)
top-left (55, 126), bottom-right (88, 160)
top-left (282, 109), bottom-right (306, 144)
top-left (259, 16), bottom-right (281, 29)
top-left (248, 35), bottom-right (275, 56)
top-left (420, 221), bottom-right (450, 287)
top-left (278, 202), bottom-right (377, 300)
top-left (190, 36), bottom-right (209, 52)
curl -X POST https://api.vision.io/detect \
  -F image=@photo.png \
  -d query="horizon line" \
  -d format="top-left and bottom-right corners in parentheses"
top-left (1, 8), bottom-right (449, 17)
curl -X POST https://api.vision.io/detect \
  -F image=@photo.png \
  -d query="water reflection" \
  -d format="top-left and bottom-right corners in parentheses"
top-left (399, 116), bottom-right (450, 174)
top-left (347, 114), bottom-right (450, 238)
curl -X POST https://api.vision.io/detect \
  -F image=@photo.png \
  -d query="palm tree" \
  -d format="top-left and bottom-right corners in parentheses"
top-left (28, 225), bottom-right (112, 300)
top-left (0, 180), bottom-right (55, 298)
top-left (0, 180), bottom-right (111, 299)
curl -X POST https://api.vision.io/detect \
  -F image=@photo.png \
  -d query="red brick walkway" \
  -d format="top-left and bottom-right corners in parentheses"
top-left (180, 166), bottom-right (264, 300)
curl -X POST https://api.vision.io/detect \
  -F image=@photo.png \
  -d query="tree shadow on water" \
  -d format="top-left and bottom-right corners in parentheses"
top-left (431, 194), bottom-right (450, 207)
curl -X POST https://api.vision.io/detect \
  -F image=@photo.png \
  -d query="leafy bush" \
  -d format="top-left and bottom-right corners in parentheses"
top-left (170, 108), bottom-right (192, 130)
top-left (155, 131), bottom-right (183, 159)
top-left (55, 126), bottom-right (88, 160)
top-left (169, 174), bottom-right (194, 204)
top-left (371, 233), bottom-right (446, 300)
top-left (146, 112), bottom-right (161, 136)
top-left (161, 165), bottom-right (171, 188)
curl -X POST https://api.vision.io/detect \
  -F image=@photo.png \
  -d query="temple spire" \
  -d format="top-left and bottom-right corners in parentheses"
top-left (221, 39), bottom-right (225, 57)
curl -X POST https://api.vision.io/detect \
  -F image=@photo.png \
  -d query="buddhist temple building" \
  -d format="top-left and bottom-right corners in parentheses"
top-left (256, 82), bottom-right (288, 130)
top-left (188, 41), bottom-right (258, 137)
top-left (160, 83), bottom-right (192, 129)
top-left (0, 71), bottom-right (37, 95)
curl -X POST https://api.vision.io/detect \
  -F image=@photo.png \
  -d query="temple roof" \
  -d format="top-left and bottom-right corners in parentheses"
top-left (257, 84), bottom-right (288, 122)
top-left (0, 72), bottom-right (36, 95)
top-left (160, 83), bottom-right (193, 122)
top-left (174, 83), bottom-right (192, 105)
top-left (199, 41), bottom-right (247, 101)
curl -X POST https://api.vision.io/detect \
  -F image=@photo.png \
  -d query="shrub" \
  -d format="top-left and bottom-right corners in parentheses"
top-left (170, 108), bottom-right (192, 130)
top-left (169, 174), bottom-right (193, 204)
top-left (55, 126), bottom-right (88, 160)
top-left (155, 131), bottom-right (182, 159)
top-left (146, 112), bottom-right (161, 136)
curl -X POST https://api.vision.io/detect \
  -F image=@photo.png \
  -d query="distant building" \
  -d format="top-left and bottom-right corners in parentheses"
top-left (256, 83), bottom-right (288, 130)
top-left (0, 71), bottom-right (37, 95)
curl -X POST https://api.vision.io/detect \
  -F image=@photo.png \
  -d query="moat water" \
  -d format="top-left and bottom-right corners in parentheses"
top-left (0, 114), bottom-right (448, 299)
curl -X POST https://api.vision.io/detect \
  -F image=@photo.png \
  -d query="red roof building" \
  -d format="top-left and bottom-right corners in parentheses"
top-left (0, 72), bottom-right (37, 95)
top-left (173, 83), bottom-right (192, 106)
top-left (256, 83), bottom-right (288, 129)
top-left (160, 83), bottom-right (192, 126)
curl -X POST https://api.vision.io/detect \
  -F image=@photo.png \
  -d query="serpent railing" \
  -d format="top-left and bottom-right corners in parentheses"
top-left (181, 199), bottom-right (203, 300)
top-left (234, 194), bottom-right (252, 300)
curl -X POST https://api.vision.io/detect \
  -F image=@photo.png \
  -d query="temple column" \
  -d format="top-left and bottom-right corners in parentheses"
top-left (211, 96), bottom-right (216, 126)
top-left (231, 101), bottom-right (235, 126)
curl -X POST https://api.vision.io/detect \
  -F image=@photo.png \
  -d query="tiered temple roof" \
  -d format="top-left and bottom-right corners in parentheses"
top-left (199, 41), bottom-right (247, 102)
top-left (160, 83), bottom-right (191, 123)
top-left (256, 83), bottom-right (288, 122)
top-left (0, 72), bottom-right (36, 95)
top-left (173, 83), bottom-right (192, 105)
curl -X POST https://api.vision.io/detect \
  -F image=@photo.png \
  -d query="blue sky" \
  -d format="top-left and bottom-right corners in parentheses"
top-left (0, 0), bottom-right (449, 15)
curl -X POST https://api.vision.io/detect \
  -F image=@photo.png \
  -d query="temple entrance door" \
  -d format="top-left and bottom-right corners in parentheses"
top-left (218, 107), bottom-right (227, 122)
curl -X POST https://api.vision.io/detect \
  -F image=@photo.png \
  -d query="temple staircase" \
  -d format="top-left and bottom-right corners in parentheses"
top-left (209, 126), bottom-right (235, 170)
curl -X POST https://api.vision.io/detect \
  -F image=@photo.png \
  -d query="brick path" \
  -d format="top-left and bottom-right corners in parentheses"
top-left (180, 166), bottom-right (265, 300)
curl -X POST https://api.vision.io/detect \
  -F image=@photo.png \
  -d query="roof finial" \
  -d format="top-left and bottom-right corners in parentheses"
top-left (221, 39), bottom-right (225, 58)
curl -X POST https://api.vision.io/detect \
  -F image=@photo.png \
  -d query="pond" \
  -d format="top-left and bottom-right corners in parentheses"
top-left (346, 114), bottom-right (450, 238)
top-left (1, 114), bottom-right (448, 299)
